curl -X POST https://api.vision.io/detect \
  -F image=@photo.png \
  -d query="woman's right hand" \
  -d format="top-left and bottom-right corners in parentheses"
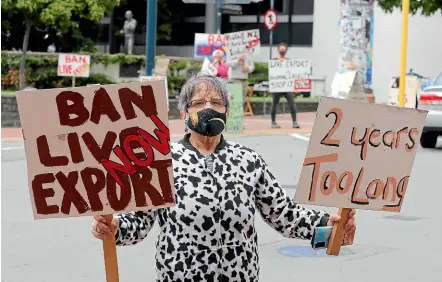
top-left (91, 215), bottom-right (119, 240)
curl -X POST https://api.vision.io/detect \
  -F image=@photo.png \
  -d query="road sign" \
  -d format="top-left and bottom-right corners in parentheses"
top-left (264, 8), bottom-right (278, 30)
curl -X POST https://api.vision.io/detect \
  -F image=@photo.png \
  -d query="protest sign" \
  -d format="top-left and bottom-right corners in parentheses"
top-left (268, 59), bottom-right (311, 93)
top-left (140, 76), bottom-right (169, 111)
top-left (16, 81), bottom-right (175, 220)
top-left (330, 71), bottom-right (367, 103)
top-left (58, 54), bottom-right (91, 78)
top-left (226, 83), bottom-right (244, 133)
top-left (194, 33), bottom-right (225, 59)
top-left (154, 58), bottom-right (170, 77)
top-left (387, 75), bottom-right (419, 108)
top-left (295, 97), bottom-right (427, 212)
top-left (224, 29), bottom-right (261, 60)
top-left (201, 58), bottom-right (218, 76)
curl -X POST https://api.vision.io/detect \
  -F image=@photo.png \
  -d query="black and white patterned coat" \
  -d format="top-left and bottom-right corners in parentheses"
top-left (115, 134), bottom-right (330, 282)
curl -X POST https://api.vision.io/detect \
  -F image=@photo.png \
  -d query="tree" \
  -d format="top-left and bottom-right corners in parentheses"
top-left (1, 0), bottom-right (120, 90)
top-left (377, 0), bottom-right (442, 16)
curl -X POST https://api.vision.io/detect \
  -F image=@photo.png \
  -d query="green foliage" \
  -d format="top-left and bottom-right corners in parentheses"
top-left (1, 0), bottom-right (120, 31)
top-left (1, 51), bottom-right (269, 94)
top-left (377, 0), bottom-right (442, 16)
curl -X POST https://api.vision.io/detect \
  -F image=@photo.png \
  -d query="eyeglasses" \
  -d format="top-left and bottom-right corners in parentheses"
top-left (189, 98), bottom-right (225, 109)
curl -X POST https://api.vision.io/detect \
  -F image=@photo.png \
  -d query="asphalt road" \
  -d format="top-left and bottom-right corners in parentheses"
top-left (2, 134), bottom-right (441, 282)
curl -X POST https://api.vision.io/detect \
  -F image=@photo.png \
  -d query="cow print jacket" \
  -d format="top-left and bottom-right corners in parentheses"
top-left (115, 134), bottom-right (330, 282)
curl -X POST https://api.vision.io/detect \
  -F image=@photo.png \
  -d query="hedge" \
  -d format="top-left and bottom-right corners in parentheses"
top-left (1, 51), bottom-right (268, 94)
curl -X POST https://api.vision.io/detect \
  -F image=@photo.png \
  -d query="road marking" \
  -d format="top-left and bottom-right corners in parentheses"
top-left (2, 146), bottom-right (24, 151)
top-left (290, 133), bottom-right (310, 142)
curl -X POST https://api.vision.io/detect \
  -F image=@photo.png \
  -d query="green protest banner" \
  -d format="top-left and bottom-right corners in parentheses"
top-left (226, 83), bottom-right (244, 133)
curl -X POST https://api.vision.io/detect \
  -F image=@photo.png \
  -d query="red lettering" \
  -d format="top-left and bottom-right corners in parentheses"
top-left (106, 170), bottom-right (132, 211)
top-left (90, 88), bottom-right (121, 124)
top-left (137, 114), bottom-right (171, 155)
top-left (101, 146), bottom-right (136, 186)
top-left (119, 127), bottom-right (146, 161)
top-left (118, 85), bottom-right (157, 120)
top-left (82, 131), bottom-right (117, 163)
top-left (55, 171), bottom-right (90, 215)
top-left (67, 133), bottom-right (84, 163)
top-left (81, 167), bottom-right (106, 212)
top-left (303, 153), bottom-right (339, 201)
top-left (56, 91), bottom-right (90, 127)
top-left (32, 173), bottom-right (59, 215)
top-left (123, 135), bottom-right (154, 167)
top-left (36, 135), bottom-right (69, 167)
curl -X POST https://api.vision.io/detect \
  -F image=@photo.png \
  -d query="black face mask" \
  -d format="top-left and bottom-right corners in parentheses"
top-left (279, 51), bottom-right (286, 56)
top-left (186, 108), bottom-right (227, 137)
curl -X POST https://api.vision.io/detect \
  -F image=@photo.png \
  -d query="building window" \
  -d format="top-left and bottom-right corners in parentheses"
top-left (170, 22), bottom-right (205, 45)
top-left (293, 0), bottom-right (314, 15)
top-left (290, 23), bottom-right (313, 46)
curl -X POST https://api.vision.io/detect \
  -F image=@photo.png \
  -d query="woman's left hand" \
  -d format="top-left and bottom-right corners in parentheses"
top-left (327, 209), bottom-right (356, 245)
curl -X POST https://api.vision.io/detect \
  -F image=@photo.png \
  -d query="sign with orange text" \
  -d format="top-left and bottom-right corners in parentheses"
top-left (57, 54), bottom-right (91, 78)
top-left (16, 81), bottom-right (175, 219)
top-left (295, 97), bottom-right (427, 212)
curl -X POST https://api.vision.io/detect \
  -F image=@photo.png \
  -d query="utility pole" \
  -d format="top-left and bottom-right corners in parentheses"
top-left (338, 0), bottom-right (374, 87)
top-left (269, 0), bottom-right (274, 59)
top-left (216, 0), bottom-right (223, 33)
top-left (145, 0), bottom-right (158, 76)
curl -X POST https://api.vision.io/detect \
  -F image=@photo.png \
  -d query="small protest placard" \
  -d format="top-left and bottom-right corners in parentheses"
top-left (330, 71), bottom-right (367, 103)
top-left (16, 81), bottom-right (175, 220)
top-left (295, 97), bottom-right (427, 212)
top-left (194, 33), bottom-right (225, 59)
top-left (201, 58), bottom-right (218, 76)
top-left (387, 76), bottom-right (419, 108)
top-left (57, 54), bottom-right (91, 78)
top-left (226, 83), bottom-right (244, 133)
top-left (224, 29), bottom-right (261, 60)
top-left (268, 59), bottom-right (311, 93)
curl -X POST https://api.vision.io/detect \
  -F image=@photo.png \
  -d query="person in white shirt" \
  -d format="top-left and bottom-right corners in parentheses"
top-left (226, 55), bottom-right (255, 102)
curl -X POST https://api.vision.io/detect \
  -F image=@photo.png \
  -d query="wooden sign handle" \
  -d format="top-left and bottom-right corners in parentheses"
top-left (326, 208), bottom-right (350, 256)
top-left (102, 214), bottom-right (119, 282)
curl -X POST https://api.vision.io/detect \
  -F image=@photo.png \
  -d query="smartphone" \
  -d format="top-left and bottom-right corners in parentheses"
top-left (311, 226), bottom-right (346, 250)
top-left (311, 226), bottom-right (333, 250)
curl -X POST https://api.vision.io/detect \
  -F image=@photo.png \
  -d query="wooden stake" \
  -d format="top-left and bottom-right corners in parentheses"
top-left (102, 214), bottom-right (119, 282)
top-left (72, 77), bottom-right (76, 87)
top-left (326, 208), bottom-right (350, 256)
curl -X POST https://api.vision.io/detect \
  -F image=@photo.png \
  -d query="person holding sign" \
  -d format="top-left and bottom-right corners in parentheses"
top-left (271, 42), bottom-right (301, 129)
top-left (227, 54), bottom-right (255, 102)
top-left (211, 49), bottom-right (229, 80)
top-left (91, 74), bottom-right (356, 281)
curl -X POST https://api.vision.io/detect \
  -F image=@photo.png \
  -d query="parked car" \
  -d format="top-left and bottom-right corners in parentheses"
top-left (417, 75), bottom-right (442, 148)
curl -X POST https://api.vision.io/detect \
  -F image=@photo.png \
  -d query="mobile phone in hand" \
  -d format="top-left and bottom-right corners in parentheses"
top-left (311, 226), bottom-right (333, 250)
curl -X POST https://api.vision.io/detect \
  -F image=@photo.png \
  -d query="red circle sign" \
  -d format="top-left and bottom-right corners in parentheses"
top-left (264, 8), bottom-right (278, 30)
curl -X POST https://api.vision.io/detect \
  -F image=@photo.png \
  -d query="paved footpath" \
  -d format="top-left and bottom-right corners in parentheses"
top-left (1, 112), bottom-right (315, 140)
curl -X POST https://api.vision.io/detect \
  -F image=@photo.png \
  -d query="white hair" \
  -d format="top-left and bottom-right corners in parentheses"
top-left (177, 73), bottom-right (229, 113)
top-left (212, 49), bottom-right (224, 58)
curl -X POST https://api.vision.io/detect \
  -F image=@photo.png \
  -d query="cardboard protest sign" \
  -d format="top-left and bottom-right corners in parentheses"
top-left (194, 33), bottom-right (225, 59)
top-left (58, 54), bottom-right (91, 78)
top-left (295, 97), bottom-right (427, 212)
top-left (224, 29), bottom-right (261, 60)
top-left (330, 71), bottom-right (367, 103)
top-left (387, 76), bottom-right (419, 108)
top-left (201, 58), bottom-right (218, 76)
top-left (140, 76), bottom-right (169, 111)
top-left (268, 59), bottom-right (311, 93)
top-left (226, 83), bottom-right (244, 133)
top-left (16, 81), bottom-right (175, 220)
top-left (154, 58), bottom-right (170, 77)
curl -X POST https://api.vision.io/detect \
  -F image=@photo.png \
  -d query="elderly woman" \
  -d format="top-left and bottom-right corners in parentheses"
top-left (91, 74), bottom-right (356, 282)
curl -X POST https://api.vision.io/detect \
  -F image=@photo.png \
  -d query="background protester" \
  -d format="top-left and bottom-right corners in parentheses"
top-left (271, 42), bottom-right (300, 129)
top-left (211, 49), bottom-right (229, 80)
